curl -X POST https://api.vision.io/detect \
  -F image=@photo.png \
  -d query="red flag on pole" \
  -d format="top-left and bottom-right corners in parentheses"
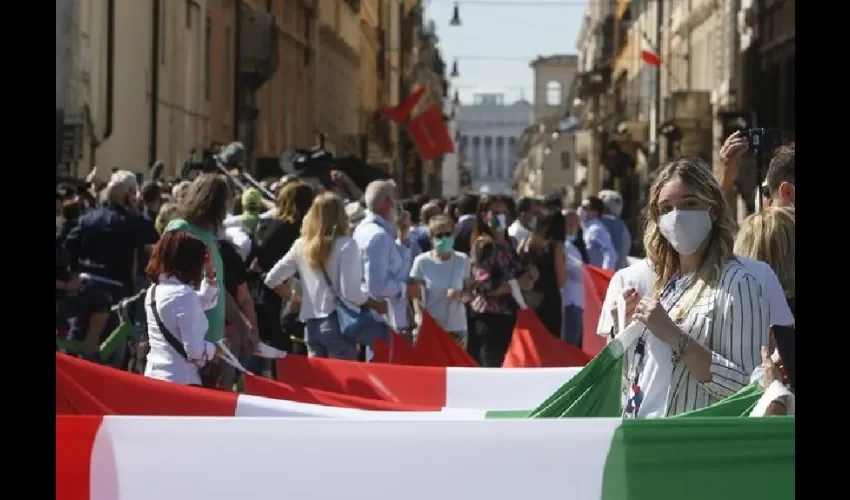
top-left (406, 104), bottom-right (455, 161)
top-left (379, 87), bottom-right (426, 122)
top-left (641, 32), bottom-right (661, 67)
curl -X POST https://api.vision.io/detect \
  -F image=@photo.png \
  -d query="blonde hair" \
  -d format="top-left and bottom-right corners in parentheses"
top-left (644, 157), bottom-right (737, 318)
top-left (171, 181), bottom-right (191, 204)
top-left (155, 202), bottom-right (179, 234)
top-left (299, 192), bottom-right (349, 269)
top-left (734, 207), bottom-right (795, 298)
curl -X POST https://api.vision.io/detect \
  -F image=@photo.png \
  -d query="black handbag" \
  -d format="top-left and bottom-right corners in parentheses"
top-left (149, 284), bottom-right (224, 389)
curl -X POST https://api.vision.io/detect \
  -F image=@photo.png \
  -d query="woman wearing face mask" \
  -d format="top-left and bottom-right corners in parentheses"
top-left (621, 157), bottom-right (768, 418)
top-left (409, 215), bottom-right (471, 347)
top-left (469, 196), bottom-right (535, 367)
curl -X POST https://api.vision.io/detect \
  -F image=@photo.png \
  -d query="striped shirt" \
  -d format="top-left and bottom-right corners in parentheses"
top-left (625, 259), bottom-right (769, 416)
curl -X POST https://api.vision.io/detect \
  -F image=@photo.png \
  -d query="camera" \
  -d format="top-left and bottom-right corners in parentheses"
top-left (745, 128), bottom-right (781, 153)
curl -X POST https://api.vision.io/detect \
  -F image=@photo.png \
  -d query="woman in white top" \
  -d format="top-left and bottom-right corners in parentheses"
top-left (264, 192), bottom-right (387, 359)
top-left (144, 231), bottom-right (221, 386)
top-left (409, 215), bottom-right (471, 347)
top-left (561, 209), bottom-right (585, 347)
top-left (621, 157), bottom-right (769, 418)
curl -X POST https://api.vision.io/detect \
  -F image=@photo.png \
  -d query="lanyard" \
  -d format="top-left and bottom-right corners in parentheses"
top-left (630, 275), bottom-right (691, 385)
top-left (626, 276), bottom-right (690, 417)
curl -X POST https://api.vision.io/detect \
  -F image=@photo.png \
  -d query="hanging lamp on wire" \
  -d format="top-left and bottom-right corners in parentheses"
top-left (453, 90), bottom-right (460, 105)
top-left (450, 59), bottom-right (460, 78)
top-left (450, 2), bottom-right (462, 26)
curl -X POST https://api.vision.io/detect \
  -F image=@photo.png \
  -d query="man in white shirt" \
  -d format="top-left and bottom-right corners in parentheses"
top-left (508, 197), bottom-right (537, 243)
top-left (580, 197), bottom-right (619, 271)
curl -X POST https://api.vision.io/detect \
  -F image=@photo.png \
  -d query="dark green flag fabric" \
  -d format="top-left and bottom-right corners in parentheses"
top-left (601, 417), bottom-right (795, 500)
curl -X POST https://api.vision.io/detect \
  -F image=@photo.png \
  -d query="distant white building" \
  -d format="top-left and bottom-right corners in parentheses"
top-left (458, 93), bottom-right (532, 195)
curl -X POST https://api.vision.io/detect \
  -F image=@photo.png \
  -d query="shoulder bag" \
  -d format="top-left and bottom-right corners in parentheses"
top-left (149, 284), bottom-right (225, 389)
top-left (515, 237), bottom-right (544, 308)
top-left (321, 268), bottom-right (387, 346)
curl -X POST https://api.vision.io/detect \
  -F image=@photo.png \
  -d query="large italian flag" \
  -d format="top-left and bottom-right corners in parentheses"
top-left (57, 415), bottom-right (794, 500)
top-left (273, 352), bottom-right (580, 410)
top-left (57, 353), bottom-right (578, 415)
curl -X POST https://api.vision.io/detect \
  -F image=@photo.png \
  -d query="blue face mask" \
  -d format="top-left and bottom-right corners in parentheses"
top-left (434, 237), bottom-right (455, 253)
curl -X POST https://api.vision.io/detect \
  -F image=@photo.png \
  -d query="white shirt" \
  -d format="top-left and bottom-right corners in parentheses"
top-left (222, 225), bottom-right (252, 262)
top-left (582, 218), bottom-right (619, 270)
top-left (144, 276), bottom-right (219, 385)
top-left (410, 251), bottom-right (470, 333)
top-left (632, 260), bottom-right (768, 417)
top-left (264, 236), bottom-right (371, 322)
top-left (596, 255), bottom-right (792, 335)
top-left (596, 258), bottom-right (656, 335)
top-left (736, 256), bottom-right (794, 326)
top-left (561, 241), bottom-right (585, 308)
top-left (508, 220), bottom-right (531, 243)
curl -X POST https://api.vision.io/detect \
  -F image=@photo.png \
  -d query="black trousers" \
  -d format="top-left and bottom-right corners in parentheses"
top-left (464, 305), bottom-right (481, 364)
top-left (472, 312), bottom-right (516, 368)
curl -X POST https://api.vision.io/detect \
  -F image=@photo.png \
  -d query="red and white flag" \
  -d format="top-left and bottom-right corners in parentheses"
top-left (641, 32), bottom-right (661, 67)
top-left (406, 103), bottom-right (455, 160)
top-left (379, 87), bottom-right (426, 122)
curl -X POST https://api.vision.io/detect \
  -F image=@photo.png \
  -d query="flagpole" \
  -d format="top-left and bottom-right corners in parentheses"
top-left (652, 0), bottom-right (664, 168)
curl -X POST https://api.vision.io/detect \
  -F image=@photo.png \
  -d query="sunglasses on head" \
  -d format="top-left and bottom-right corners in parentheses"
top-left (761, 182), bottom-right (772, 200)
top-left (433, 232), bottom-right (452, 239)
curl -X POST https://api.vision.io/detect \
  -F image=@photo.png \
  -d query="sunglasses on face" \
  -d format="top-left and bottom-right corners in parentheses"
top-left (433, 232), bottom-right (452, 239)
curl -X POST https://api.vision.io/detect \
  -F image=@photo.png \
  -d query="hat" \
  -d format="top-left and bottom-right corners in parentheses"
top-left (345, 201), bottom-right (366, 228)
top-left (598, 190), bottom-right (624, 217)
top-left (241, 188), bottom-right (264, 213)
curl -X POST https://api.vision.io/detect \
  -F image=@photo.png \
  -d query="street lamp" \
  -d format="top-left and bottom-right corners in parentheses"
top-left (450, 60), bottom-right (459, 78)
top-left (450, 2), bottom-right (462, 26)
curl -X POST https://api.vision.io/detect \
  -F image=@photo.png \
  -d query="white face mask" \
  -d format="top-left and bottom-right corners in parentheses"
top-left (528, 216), bottom-right (537, 230)
top-left (658, 209), bottom-right (712, 255)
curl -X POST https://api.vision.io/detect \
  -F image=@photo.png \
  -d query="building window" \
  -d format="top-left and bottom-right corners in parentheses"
top-left (204, 16), bottom-right (211, 101)
top-left (560, 151), bottom-right (571, 170)
top-left (495, 137), bottom-right (505, 179)
top-left (225, 26), bottom-right (232, 109)
top-left (303, 7), bottom-right (312, 65)
top-left (483, 137), bottom-right (493, 177)
top-left (546, 81), bottom-right (561, 106)
top-left (185, 1), bottom-right (198, 29)
top-left (160, 3), bottom-right (167, 64)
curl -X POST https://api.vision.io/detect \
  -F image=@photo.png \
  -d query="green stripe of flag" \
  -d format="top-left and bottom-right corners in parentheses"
top-left (601, 417), bottom-right (795, 500)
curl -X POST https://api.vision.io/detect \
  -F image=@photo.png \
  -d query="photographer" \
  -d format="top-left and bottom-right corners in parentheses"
top-left (718, 131), bottom-right (794, 212)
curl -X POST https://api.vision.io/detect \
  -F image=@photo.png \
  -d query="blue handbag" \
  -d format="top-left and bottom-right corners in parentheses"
top-left (321, 269), bottom-right (388, 345)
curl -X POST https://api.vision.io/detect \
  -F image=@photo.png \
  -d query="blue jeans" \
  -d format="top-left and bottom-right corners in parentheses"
top-left (561, 305), bottom-right (584, 348)
top-left (305, 314), bottom-right (359, 360)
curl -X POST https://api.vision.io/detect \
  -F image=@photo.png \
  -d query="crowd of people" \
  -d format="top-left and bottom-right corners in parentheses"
top-left (55, 137), bottom-right (795, 418)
